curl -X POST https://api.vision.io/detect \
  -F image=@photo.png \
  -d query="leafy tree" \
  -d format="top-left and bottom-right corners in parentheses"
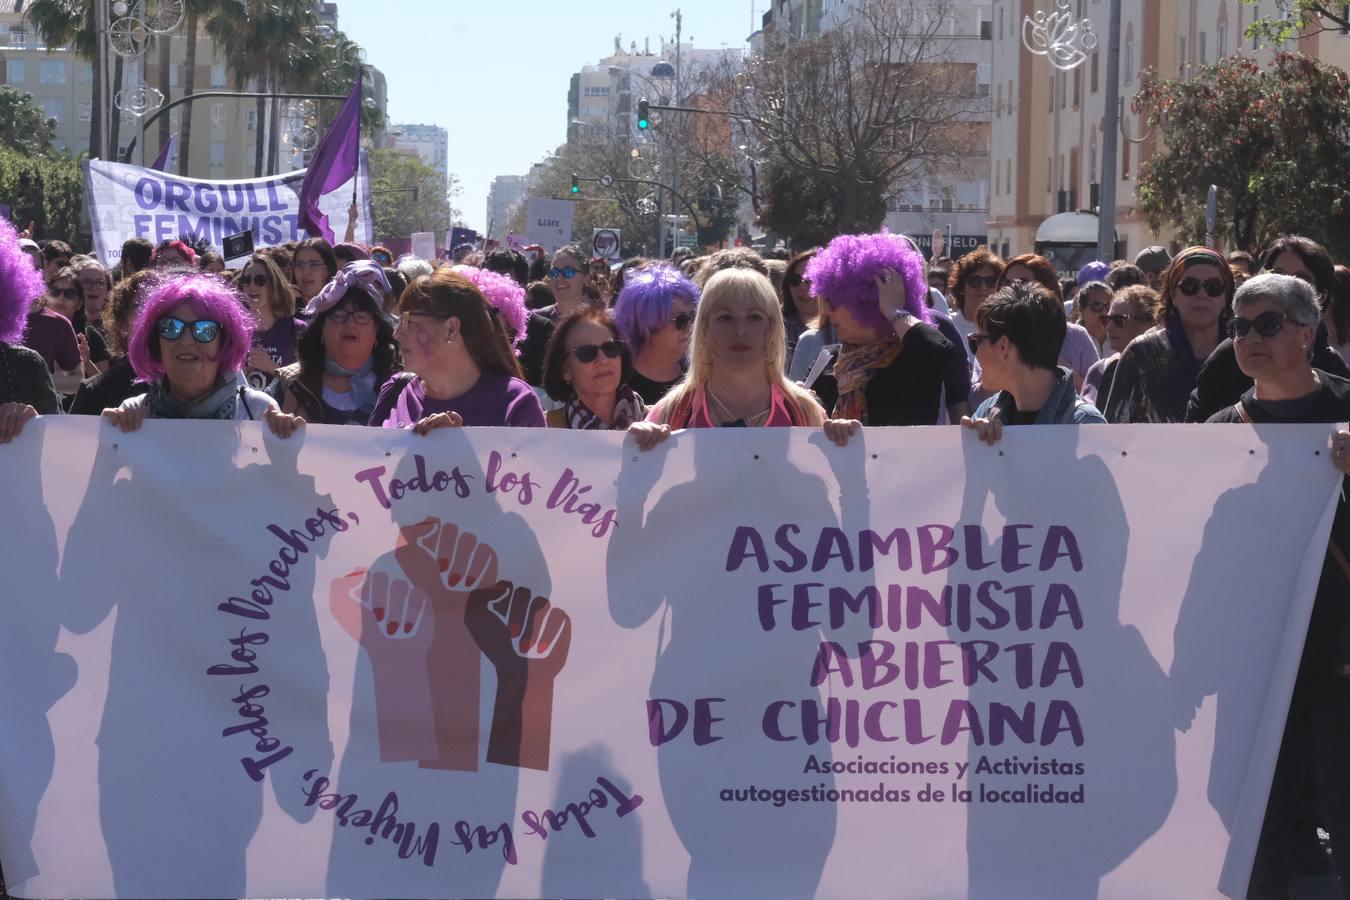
top-left (698, 0), bottom-right (979, 243)
top-left (0, 86), bottom-right (58, 156)
top-left (1135, 52), bottom-right (1350, 257)
top-left (0, 144), bottom-right (84, 241)
top-left (369, 148), bottom-right (460, 240)
top-left (24, 0), bottom-right (127, 156)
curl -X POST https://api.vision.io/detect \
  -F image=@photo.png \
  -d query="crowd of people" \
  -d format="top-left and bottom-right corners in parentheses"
top-left (1, 216), bottom-right (1349, 896)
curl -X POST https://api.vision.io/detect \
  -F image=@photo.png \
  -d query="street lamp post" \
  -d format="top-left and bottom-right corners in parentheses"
top-left (1022, 0), bottom-right (1118, 261)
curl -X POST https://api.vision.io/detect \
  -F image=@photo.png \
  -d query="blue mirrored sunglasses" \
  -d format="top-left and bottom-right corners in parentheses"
top-left (157, 316), bottom-right (221, 343)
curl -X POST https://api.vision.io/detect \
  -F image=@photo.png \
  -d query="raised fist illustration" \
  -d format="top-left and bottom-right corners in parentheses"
top-left (466, 581), bottom-right (572, 771)
top-left (329, 567), bottom-right (439, 763)
top-left (394, 517), bottom-right (500, 771)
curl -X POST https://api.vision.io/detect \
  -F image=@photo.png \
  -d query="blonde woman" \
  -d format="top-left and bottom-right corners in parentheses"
top-left (629, 267), bottom-right (859, 449)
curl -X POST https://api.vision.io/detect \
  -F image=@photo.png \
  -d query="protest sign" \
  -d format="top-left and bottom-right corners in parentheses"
top-left (410, 232), bottom-right (437, 262)
top-left (83, 153), bottom-right (373, 266)
top-left (0, 420), bottom-right (1338, 899)
top-left (525, 198), bottom-right (574, 254)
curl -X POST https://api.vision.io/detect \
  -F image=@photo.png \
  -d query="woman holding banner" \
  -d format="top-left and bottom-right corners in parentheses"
top-left (1193, 272), bottom-right (1350, 898)
top-left (0, 219), bottom-right (59, 442)
top-left (100, 274), bottom-right (304, 436)
top-left (370, 267), bottom-right (545, 430)
top-left (628, 267), bottom-right (828, 450)
top-left (273, 261), bottom-right (398, 426)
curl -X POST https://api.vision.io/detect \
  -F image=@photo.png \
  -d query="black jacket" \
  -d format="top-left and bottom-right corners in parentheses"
top-left (1186, 330), bottom-right (1350, 422)
top-left (812, 322), bottom-right (954, 426)
top-left (69, 356), bottom-right (144, 416)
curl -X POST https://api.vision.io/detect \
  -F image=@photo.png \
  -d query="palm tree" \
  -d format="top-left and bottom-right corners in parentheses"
top-left (176, 0), bottom-right (230, 175)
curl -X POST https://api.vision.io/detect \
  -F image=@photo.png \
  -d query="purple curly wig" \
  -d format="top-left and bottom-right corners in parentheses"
top-left (453, 265), bottom-right (528, 349)
top-left (127, 273), bottom-right (255, 383)
top-left (0, 218), bottom-right (45, 345)
top-left (804, 232), bottom-right (932, 332)
top-left (613, 263), bottom-right (701, 355)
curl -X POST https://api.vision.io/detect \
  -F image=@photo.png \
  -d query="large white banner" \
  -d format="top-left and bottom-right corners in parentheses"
top-left (83, 154), bottom-right (374, 266)
top-left (0, 419), bottom-right (1339, 899)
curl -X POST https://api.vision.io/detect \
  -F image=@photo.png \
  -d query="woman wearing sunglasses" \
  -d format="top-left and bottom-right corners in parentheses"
top-left (239, 253), bottom-right (304, 390)
top-left (1203, 272), bottom-right (1350, 898)
top-left (947, 248), bottom-right (1005, 341)
top-left (102, 274), bottom-right (303, 437)
top-left (1186, 235), bottom-right (1350, 422)
top-left (517, 244), bottom-right (593, 387)
top-left (1081, 284), bottom-right (1160, 406)
top-left (272, 261), bottom-right (399, 426)
top-left (370, 268), bottom-right (544, 431)
top-left (540, 307), bottom-right (646, 430)
top-left (781, 249), bottom-right (820, 363)
top-left (0, 218), bottom-right (60, 443)
top-left (614, 264), bottom-right (701, 405)
top-left (1102, 247), bottom-right (1233, 424)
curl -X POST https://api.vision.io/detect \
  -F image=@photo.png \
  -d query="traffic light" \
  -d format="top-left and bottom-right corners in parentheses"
top-left (637, 98), bottom-right (650, 130)
top-left (571, 174), bottom-right (580, 194)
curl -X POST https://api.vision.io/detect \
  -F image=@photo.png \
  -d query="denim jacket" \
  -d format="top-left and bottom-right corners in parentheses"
top-left (973, 366), bottom-right (1106, 425)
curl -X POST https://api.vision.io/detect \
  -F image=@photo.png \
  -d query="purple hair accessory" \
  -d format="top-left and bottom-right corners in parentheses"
top-left (613, 264), bottom-right (701, 356)
top-left (0, 218), bottom-right (45, 345)
top-left (452, 265), bottom-right (529, 349)
top-left (303, 260), bottom-right (392, 318)
top-left (1077, 261), bottom-right (1110, 285)
top-left (127, 274), bottom-right (255, 383)
top-left (804, 232), bottom-right (932, 331)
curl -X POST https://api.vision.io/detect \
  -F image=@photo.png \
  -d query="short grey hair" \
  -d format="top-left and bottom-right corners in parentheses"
top-left (1232, 272), bottom-right (1320, 326)
top-left (395, 256), bottom-right (434, 282)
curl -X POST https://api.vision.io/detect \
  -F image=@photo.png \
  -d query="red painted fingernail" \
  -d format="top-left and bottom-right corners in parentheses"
top-left (386, 621), bottom-right (399, 636)
top-left (464, 575), bottom-right (475, 587)
top-left (537, 640), bottom-right (550, 652)
top-left (508, 623), bottom-right (522, 638)
top-left (346, 568), bottom-right (366, 577)
top-left (520, 640), bottom-right (533, 652)
top-left (403, 622), bottom-right (413, 633)
top-left (447, 572), bottom-right (461, 586)
top-left (438, 558), bottom-right (449, 572)
top-left (373, 608), bottom-right (385, 622)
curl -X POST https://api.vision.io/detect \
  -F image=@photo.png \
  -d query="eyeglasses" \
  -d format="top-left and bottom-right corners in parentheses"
top-left (548, 267), bottom-right (579, 280)
top-left (965, 274), bottom-right (998, 289)
top-left (671, 312), bottom-right (694, 331)
top-left (48, 286), bottom-right (79, 301)
top-left (968, 332), bottom-right (990, 353)
top-left (397, 310), bottom-right (449, 330)
top-left (327, 307), bottom-right (375, 326)
top-left (1177, 276), bottom-right (1227, 298)
top-left (569, 340), bottom-right (624, 363)
top-left (157, 316), bottom-right (221, 343)
top-left (784, 273), bottom-right (811, 289)
top-left (1102, 313), bottom-right (1153, 327)
top-left (1229, 310), bottom-right (1296, 340)
top-left (242, 273), bottom-right (269, 287)
top-left (1084, 302), bottom-right (1110, 314)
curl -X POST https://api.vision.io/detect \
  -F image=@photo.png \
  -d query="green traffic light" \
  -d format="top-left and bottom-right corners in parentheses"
top-left (571, 185), bottom-right (580, 193)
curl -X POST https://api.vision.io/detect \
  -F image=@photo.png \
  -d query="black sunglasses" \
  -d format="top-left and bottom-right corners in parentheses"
top-left (965, 274), bottom-right (998, 289)
top-left (672, 312), bottom-right (694, 332)
top-left (157, 316), bottom-right (221, 343)
top-left (570, 340), bottom-right (624, 363)
top-left (1229, 310), bottom-right (1293, 340)
top-left (242, 273), bottom-right (269, 287)
top-left (48, 286), bottom-right (79, 301)
top-left (1178, 276), bottom-right (1226, 298)
top-left (784, 273), bottom-right (811, 289)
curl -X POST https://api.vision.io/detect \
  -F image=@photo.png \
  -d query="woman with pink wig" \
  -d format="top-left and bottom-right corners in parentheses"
top-left (0, 218), bottom-right (59, 443)
top-left (802, 232), bottom-right (955, 427)
top-left (101, 273), bottom-right (304, 437)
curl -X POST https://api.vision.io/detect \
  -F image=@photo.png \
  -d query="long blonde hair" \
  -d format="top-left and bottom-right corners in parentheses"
top-left (657, 267), bottom-right (825, 426)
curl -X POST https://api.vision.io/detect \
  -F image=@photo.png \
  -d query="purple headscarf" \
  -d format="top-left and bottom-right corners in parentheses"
top-left (304, 260), bottom-right (392, 318)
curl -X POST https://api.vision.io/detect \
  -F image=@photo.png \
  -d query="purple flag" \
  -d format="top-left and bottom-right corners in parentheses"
top-left (297, 73), bottom-right (362, 243)
top-left (150, 133), bottom-right (177, 172)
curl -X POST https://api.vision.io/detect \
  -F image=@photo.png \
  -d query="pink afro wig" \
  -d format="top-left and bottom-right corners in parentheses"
top-left (127, 273), bottom-right (255, 383)
top-left (804, 231), bottom-right (932, 332)
top-left (0, 218), bottom-right (45, 345)
top-left (453, 265), bottom-right (528, 349)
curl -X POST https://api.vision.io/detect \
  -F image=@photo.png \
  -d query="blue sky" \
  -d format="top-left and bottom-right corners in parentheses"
top-left (338, 0), bottom-right (758, 231)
